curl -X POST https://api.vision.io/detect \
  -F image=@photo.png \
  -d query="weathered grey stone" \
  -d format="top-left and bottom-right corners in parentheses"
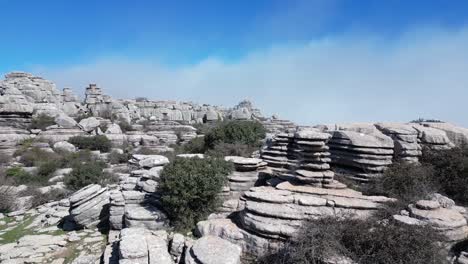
top-left (185, 236), bottom-right (241, 264)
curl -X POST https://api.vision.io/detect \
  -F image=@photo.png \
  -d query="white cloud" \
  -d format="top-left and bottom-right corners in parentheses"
top-left (33, 26), bottom-right (468, 126)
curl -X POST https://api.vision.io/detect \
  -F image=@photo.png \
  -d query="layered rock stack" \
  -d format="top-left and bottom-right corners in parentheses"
top-left (286, 129), bottom-right (336, 187)
top-left (214, 156), bottom-right (267, 217)
top-left (393, 194), bottom-right (468, 243)
top-left (420, 122), bottom-right (468, 146)
top-left (375, 123), bottom-right (421, 163)
top-left (115, 228), bottom-right (174, 264)
top-left (413, 124), bottom-right (454, 150)
top-left (328, 130), bottom-right (394, 182)
top-left (261, 133), bottom-right (296, 174)
top-left (109, 154), bottom-right (170, 231)
top-left (69, 184), bottom-right (110, 228)
top-left (0, 127), bottom-right (31, 156)
top-left (261, 117), bottom-right (297, 134)
top-left (197, 180), bottom-right (394, 256)
top-left (0, 74), bottom-right (34, 128)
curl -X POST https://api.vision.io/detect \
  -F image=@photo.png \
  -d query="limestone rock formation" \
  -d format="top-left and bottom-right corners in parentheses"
top-left (69, 184), bottom-right (110, 228)
top-left (117, 228), bottom-right (174, 264)
top-left (185, 236), bottom-right (242, 264)
top-left (0, 126), bottom-right (31, 156)
top-left (375, 123), bottom-right (421, 163)
top-left (328, 130), bottom-right (394, 182)
top-left (393, 194), bottom-right (468, 243)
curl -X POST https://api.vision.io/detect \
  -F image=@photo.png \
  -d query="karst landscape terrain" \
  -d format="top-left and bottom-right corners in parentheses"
top-left (0, 72), bottom-right (467, 264)
top-left (2, 1), bottom-right (468, 264)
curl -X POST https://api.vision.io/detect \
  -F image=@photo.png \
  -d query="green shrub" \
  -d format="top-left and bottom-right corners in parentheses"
top-left (0, 171), bottom-right (16, 213)
top-left (28, 114), bottom-right (56, 131)
top-left (159, 157), bottom-right (233, 231)
top-left (421, 146), bottom-right (468, 204)
top-left (181, 136), bottom-right (207, 154)
top-left (18, 147), bottom-right (59, 167)
top-left (258, 217), bottom-right (445, 264)
top-left (207, 142), bottom-right (257, 157)
top-left (108, 150), bottom-right (131, 164)
top-left (204, 120), bottom-right (266, 149)
top-left (68, 135), bottom-right (112, 152)
top-left (365, 162), bottom-right (438, 204)
top-left (180, 121), bottom-right (266, 157)
top-left (64, 160), bottom-right (110, 190)
top-left (5, 167), bottom-right (35, 185)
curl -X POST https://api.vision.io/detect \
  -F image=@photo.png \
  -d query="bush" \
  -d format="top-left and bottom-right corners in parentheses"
top-left (421, 146), bottom-right (468, 204)
top-left (365, 162), bottom-right (438, 204)
top-left (28, 114), bottom-right (56, 131)
top-left (0, 171), bottom-right (16, 213)
top-left (68, 135), bottom-right (112, 152)
top-left (180, 136), bottom-right (207, 154)
top-left (258, 217), bottom-right (445, 264)
top-left (108, 150), bottom-right (131, 164)
top-left (180, 121), bottom-right (266, 157)
top-left (64, 160), bottom-right (111, 190)
top-left (5, 167), bottom-right (35, 185)
top-left (204, 120), bottom-right (266, 149)
top-left (18, 147), bottom-right (57, 167)
top-left (159, 157), bottom-right (233, 231)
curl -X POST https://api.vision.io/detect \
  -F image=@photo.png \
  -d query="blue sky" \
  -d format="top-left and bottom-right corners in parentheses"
top-left (1, 0), bottom-right (468, 126)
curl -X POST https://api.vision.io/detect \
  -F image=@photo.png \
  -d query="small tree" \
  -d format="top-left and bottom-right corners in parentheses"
top-left (68, 135), bottom-right (112, 152)
top-left (159, 157), bottom-right (233, 231)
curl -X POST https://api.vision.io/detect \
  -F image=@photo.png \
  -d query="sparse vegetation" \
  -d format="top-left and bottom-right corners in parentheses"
top-left (180, 120), bottom-right (266, 157)
top-left (159, 157), bottom-right (233, 231)
top-left (28, 114), bottom-right (56, 131)
top-left (258, 217), bottom-right (445, 264)
top-left (421, 146), bottom-right (468, 204)
top-left (108, 150), bottom-right (131, 164)
top-left (64, 160), bottom-right (113, 190)
top-left (68, 135), bottom-right (112, 152)
top-left (365, 162), bottom-right (438, 204)
top-left (5, 167), bottom-right (36, 185)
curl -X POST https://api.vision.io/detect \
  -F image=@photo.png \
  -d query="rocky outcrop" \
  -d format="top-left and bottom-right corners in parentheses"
top-left (109, 154), bottom-right (169, 231)
top-left (117, 228), bottom-right (174, 264)
top-left (262, 128), bottom-right (337, 187)
top-left (69, 184), bottom-right (110, 228)
top-left (214, 157), bottom-right (268, 217)
top-left (185, 236), bottom-right (242, 264)
top-left (198, 180), bottom-right (393, 256)
top-left (0, 126), bottom-right (31, 156)
top-left (328, 130), bottom-right (394, 182)
top-left (36, 126), bottom-right (86, 143)
top-left (420, 122), bottom-right (468, 146)
top-left (375, 123), bottom-right (421, 163)
top-left (393, 194), bottom-right (468, 243)
top-left (262, 117), bottom-right (297, 134)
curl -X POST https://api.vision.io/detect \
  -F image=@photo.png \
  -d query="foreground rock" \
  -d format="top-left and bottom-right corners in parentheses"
top-left (69, 184), bottom-right (110, 228)
top-left (393, 194), bottom-right (468, 243)
top-left (185, 236), bottom-right (242, 264)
